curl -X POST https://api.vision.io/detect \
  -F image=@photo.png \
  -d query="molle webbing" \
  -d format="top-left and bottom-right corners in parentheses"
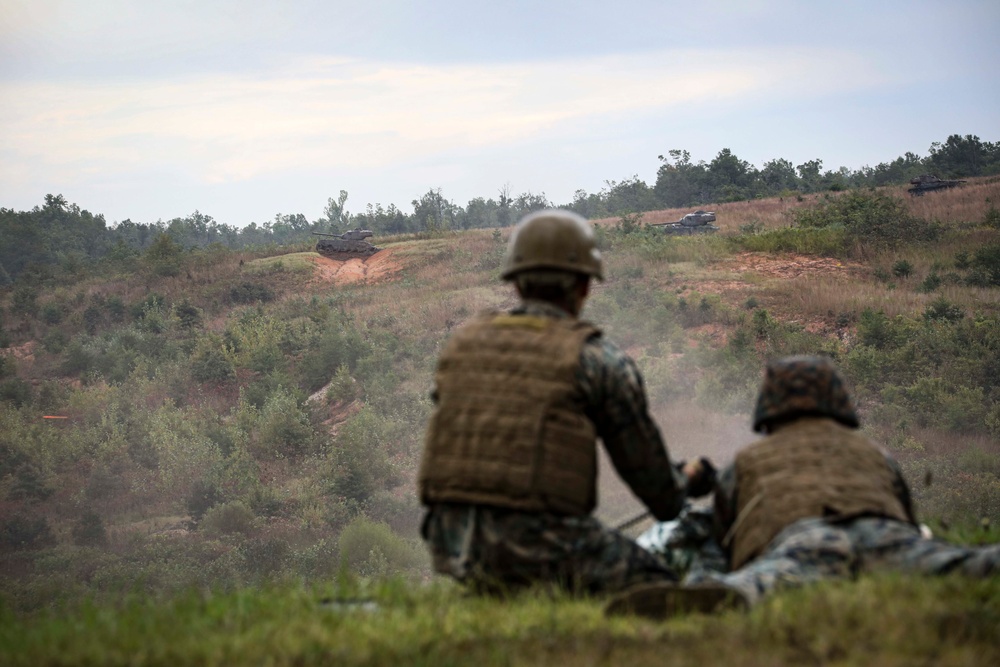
top-left (419, 312), bottom-right (600, 515)
top-left (730, 419), bottom-right (910, 569)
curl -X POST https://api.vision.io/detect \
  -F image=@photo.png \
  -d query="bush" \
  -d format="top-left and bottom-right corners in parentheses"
top-left (190, 338), bottom-right (235, 384)
top-left (0, 516), bottom-right (56, 551)
top-left (144, 234), bottom-right (184, 277)
top-left (917, 272), bottom-right (942, 293)
top-left (71, 510), bottom-right (108, 547)
top-left (40, 302), bottom-right (65, 325)
top-left (230, 282), bottom-right (275, 304)
top-left (967, 243), bottom-right (1000, 287)
top-left (8, 464), bottom-right (53, 501)
top-left (187, 479), bottom-right (224, 521)
top-left (174, 300), bottom-right (202, 329)
top-left (891, 259), bottom-right (914, 278)
top-left (984, 205), bottom-right (1000, 229)
top-left (0, 377), bottom-right (33, 408)
top-left (794, 191), bottom-right (939, 252)
top-left (201, 501), bottom-right (256, 536)
top-left (256, 387), bottom-right (315, 458)
top-left (923, 297), bottom-right (964, 323)
top-left (337, 516), bottom-right (426, 577)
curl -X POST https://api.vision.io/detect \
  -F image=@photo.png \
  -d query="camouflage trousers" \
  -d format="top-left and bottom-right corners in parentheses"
top-left (687, 516), bottom-right (1000, 605)
top-left (421, 503), bottom-right (678, 595)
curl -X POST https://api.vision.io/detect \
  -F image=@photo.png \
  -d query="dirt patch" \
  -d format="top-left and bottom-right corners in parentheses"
top-left (5, 341), bottom-right (37, 364)
top-left (726, 252), bottom-right (862, 280)
top-left (309, 248), bottom-right (403, 286)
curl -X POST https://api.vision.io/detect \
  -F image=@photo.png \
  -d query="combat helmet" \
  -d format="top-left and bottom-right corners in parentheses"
top-left (501, 209), bottom-right (603, 281)
top-left (752, 355), bottom-right (859, 432)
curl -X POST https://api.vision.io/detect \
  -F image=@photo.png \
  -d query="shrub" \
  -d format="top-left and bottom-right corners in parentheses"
top-left (145, 234), bottom-right (184, 277)
top-left (190, 338), bottom-right (235, 384)
top-left (917, 272), bottom-right (942, 293)
top-left (983, 205), bottom-right (1000, 229)
top-left (10, 285), bottom-right (39, 316)
top-left (238, 537), bottom-right (290, 577)
top-left (40, 302), bottom-right (65, 325)
top-left (923, 297), bottom-right (964, 323)
top-left (256, 386), bottom-right (315, 457)
top-left (337, 516), bottom-right (426, 577)
top-left (0, 377), bottom-right (33, 408)
top-left (186, 479), bottom-right (224, 521)
top-left (954, 251), bottom-right (971, 270)
top-left (84, 463), bottom-right (128, 502)
top-left (0, 516), bottom-right (55, 551)
top-left (201, 501), bottom-right (256, 536)
top-left (794, 191), bottom-right (939, 252)
top-left (130, 293), bottom-right (166, 321)
top-left (891, 259), bottom-right (913, 278)
top-left (326, 364), bottom-right (359, 403)
top-left (8, 464), bottom-right (53, 501)
top-left (71, 510), bottom-right (108, 547)
top-left (967, 243), bottom-right (1000, 287)
top-left (83, 305), bottom-right (103, 334)
top-left (174, 300), bottom-right (202, 329)
top-left (230, 282), bottom-right (275, 304)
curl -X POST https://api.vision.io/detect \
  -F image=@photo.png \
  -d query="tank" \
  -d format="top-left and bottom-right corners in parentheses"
top-left (907, 174), bottom-right (966, 196)
top-left (313, 229), bottom-right (381, 259)
top-left (650, 210), bottom-right (719, 235)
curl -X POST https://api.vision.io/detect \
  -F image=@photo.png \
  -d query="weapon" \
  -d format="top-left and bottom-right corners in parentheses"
top-left (614, 511), bottom-right (652, 532)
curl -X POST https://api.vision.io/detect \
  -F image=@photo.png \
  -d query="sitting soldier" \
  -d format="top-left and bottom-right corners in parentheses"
top-left (608, 355), bottom-right (1000, 618)
top-left (419, 209), bottom-right (715, 595)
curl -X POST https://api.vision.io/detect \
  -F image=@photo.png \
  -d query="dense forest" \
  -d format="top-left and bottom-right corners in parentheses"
top-left (2, 133), bottom-right (998, 286)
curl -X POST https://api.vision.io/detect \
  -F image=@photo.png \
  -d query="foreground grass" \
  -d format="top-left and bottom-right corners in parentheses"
top-left (2, 575), bottom-right (998, 666)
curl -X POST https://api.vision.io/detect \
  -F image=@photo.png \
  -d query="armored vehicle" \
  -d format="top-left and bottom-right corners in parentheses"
top-left (650, 210), bottom-right (719, 235)
top-left (908, 174), bottom-right (966, 196)
top-left (313, 229), bottom-right (380, 259)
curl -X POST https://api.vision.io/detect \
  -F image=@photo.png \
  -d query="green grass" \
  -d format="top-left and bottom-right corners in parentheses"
top-left (245, 252), bottom-right (317, 274)
top-left (2, 575), bottom-right (998, 666)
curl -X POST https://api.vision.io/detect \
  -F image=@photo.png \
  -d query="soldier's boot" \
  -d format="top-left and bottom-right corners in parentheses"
top-left (604, 582), bottom-right (749, 620)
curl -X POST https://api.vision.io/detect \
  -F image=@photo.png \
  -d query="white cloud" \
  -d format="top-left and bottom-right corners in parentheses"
top-left (0, 48), bottom-right (891, 192)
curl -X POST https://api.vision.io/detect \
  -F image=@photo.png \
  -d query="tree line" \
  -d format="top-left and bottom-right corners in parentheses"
top-left (1, 133), bottom-right (998, 285)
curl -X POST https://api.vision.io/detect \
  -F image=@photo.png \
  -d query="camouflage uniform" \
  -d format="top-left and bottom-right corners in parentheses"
top-left (689, 356), bottom-right (1000, 606)
top-left (607, 356), bottom-right (1000, 618)
top-left (421, 300), bottom-right (686, 595)
top-left (689, 464), bottom-right (1000, 605)
top-left (636, 503), bottom-right (729, 578)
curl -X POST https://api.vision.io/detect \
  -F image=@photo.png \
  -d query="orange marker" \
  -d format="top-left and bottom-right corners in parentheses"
top-left (42, 416), bottom-right (69, 419)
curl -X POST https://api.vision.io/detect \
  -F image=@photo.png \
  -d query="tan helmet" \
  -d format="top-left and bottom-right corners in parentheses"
top-left (501, 209), bottom-right (603, 281)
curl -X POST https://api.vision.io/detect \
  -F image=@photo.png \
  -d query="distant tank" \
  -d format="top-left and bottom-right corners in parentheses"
top-left (907, 174), bottom-right (966, 196)
top-left (650, 210), bottom-right (719, 235)
top-left (313, 229), bottom-right (381, 260)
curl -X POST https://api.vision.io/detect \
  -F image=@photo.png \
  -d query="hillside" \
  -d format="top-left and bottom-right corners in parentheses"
top-left (1, 180), bottom-right (999, 664)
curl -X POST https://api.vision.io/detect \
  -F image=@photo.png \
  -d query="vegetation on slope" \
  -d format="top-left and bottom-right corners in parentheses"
top-left (1, 178), bottom-right (999, 663)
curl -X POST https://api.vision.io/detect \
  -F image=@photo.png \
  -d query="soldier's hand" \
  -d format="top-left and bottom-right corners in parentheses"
top-left (682, 457), bottom-right (717, 498)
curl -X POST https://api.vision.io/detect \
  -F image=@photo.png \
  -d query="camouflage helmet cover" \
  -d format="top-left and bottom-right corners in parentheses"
top-left (752, 355), bottom-right (860, 432)
top-left (501, 209), bottom-right (603, 281)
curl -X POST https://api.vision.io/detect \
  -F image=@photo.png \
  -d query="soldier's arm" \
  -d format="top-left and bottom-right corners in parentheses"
top-left (885, 453), bottom-right (919, 525)
top-left (712, 464), bottom-right (738, 552)
top-left (578, 338), bottom-right (687, 521)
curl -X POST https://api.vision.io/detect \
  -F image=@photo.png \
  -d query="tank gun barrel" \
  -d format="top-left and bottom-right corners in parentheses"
top-left (312, 231), bottom-right (344, 237)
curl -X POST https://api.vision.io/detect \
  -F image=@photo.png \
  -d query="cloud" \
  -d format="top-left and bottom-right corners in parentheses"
top-left (0, 48), bottom-right (891, 191)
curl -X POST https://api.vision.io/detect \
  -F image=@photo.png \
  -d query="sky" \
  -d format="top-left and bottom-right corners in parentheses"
top-left (1, 0), bottom-right (998, 228)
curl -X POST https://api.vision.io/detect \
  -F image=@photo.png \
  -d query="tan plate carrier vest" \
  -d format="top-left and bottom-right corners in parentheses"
top-left (729, 418), bottom-right (911, 569)
top-left (419, 312), bottom-right (600, 516)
